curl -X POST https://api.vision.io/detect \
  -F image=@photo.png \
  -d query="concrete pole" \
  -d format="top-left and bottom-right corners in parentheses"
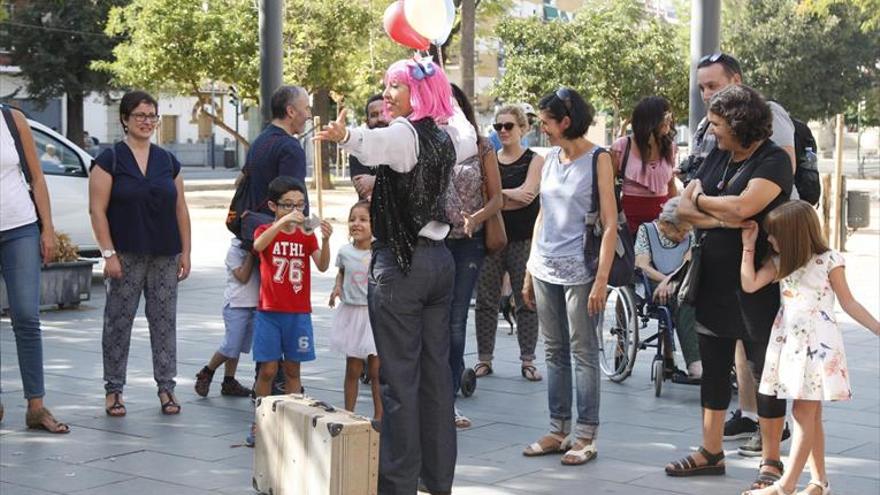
top-left (259, 0), bottom-right (283, 126)
top-left (831, 113), bottom-right (845, 250)
top-left (688, 0), bottom-right (721, 140)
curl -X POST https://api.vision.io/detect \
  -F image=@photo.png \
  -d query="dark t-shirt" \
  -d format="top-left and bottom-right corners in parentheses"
top-left (93, 142), bottom-right (182, 256)
top-left (245, 124), bottom-right (309, 215)
top-left (694, 140), bottom-right (793, 341)
top-left (349, 154), bottom-right (373, 179)
top-left (499, 149), bottom-right (540, 241)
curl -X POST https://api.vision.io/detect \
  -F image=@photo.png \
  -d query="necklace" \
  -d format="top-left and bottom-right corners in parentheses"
top-left (717, 145), bottom-right (759, 191)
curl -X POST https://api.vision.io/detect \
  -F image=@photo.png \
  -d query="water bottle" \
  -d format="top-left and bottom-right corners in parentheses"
top-left (803, 147), bottom-right (818, 171)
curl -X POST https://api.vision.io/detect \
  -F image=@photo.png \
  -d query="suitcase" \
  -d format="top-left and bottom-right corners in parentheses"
top-left (253, 394), bottom-right (380, 495)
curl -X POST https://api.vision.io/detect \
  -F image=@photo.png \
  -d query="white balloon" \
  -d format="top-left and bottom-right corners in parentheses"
top-left (432, 0), bottom-right (456, 45)
top-left (404, 0), bottom-right (453, 42)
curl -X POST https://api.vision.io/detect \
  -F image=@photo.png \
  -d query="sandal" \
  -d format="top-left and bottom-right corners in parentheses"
top-left (665, 446), bottom-right (725, 477)
top-left (454, 407), bottom-right (472, 429)
top-left (25, 407), bottom-right (70, 434)
top-left (105, 392), bottom-right (127, 417)
top-left (473, 362), bottom-right (493, 378)
top-left (797, 480), bottom-right (831, 495)
top-left (158, 391), bottom-right (181, 415)
top-left (742, 481), bottom-right (795, 495)
top-left (561, 438), bottom-right (597, 465)
top-left (523, 432), bottom-right (569, 457)
top-left (521, 364), bottom-right (542, 382)
top-left (750, 459), bottom-right (785, 490)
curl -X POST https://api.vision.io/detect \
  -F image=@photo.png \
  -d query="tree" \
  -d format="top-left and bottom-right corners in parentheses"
top-left (494, 0), bottom-right (688, 136)
top-left (0, 0), bottom-right (125, 144)
top-left (722, 0), bottom-right (880, 121)
top-left (97, 0), bottom-right (259, 147)
top-left (460, 0), bottom-right (476, 99)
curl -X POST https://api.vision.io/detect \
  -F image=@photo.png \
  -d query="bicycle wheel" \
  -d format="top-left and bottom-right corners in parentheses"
top-left (596, 285), bottom-right (639, 383)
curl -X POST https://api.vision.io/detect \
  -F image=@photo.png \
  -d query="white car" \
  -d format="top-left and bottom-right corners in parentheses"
top-left (27, 119), bottom-right (98, 256)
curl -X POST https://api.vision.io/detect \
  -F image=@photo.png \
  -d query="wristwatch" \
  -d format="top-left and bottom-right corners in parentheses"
top-left (101, 249), bottom-right (116, 259)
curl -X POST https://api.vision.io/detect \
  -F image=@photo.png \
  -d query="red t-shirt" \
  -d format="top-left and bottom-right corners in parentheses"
top-left (254, 224), bottom-right (320, 313)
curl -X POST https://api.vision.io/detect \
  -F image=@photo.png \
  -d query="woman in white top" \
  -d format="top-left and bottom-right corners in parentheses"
top-left (0, 106), bottom-right (69, 433)
top-left (521, 88), bottom-right (618, 466)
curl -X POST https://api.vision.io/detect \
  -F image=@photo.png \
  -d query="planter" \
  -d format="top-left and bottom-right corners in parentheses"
top-left (0, 260), bottom-right (97, 312)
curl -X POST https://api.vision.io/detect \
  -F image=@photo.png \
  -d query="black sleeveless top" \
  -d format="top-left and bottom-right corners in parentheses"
top-left (499, 148), bottom-right (539, 242)
top-left (370, 118), bottom-right (456, 273)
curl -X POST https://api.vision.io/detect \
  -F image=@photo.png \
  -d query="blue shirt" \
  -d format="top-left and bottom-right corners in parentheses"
top-left (245, 124), bottom-right (309, 215)
top-left (93, 142), bottom-right (182, 256)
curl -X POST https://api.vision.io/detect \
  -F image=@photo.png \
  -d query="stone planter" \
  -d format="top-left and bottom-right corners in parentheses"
top-left (0, 260), bottom-right (97, 312)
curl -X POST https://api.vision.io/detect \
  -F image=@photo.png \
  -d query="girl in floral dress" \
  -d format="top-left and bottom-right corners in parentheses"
top-left (740, 200), bottom-right (880, 495)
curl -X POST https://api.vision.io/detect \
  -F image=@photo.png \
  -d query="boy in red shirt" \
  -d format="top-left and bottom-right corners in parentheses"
top-left (252, 176), bottom-right (332, 399)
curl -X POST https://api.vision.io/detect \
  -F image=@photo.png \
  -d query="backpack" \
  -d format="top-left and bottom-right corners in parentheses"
top-left (224, 134), bottom-right (284, 249)
top-left (791, 118), bottom-right (821, 206)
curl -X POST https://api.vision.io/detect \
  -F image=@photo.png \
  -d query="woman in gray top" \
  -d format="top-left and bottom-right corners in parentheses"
top-left (521, 88), bottom-right (618, 466)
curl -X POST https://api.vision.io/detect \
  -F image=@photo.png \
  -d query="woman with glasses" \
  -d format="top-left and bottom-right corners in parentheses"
top-left (473, 104), bottom-right (544, 382)
top-left (89, 90), bottom-right (192, 417)
top-left (521, 87), bottom-right (617, 466)
top-left (613, 96), bottom-right (678, 235)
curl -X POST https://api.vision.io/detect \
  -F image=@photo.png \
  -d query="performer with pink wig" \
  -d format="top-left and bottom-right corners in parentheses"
top-left (318, 57), bottom-right (476, 495)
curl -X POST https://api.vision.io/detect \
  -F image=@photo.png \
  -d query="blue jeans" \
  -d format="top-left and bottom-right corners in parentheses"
top-left (0, 222), bottom-right (45, 399)
top-left (533, 277), bottom-right (600, 440)
top-left (446, 234), bottom-right (485, 396)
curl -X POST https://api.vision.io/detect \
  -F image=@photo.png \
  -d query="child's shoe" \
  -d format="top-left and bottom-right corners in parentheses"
top-left (221, 377), bottom-right (252, 397)
top-left (194, 366), bottom-right (215, 397)
top-left (245, 422), bottom-right (256, 448)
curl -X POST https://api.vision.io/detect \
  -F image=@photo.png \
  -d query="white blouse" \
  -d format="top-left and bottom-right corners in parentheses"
top-left (0, 115), bottom-right (37, 232)
top-left (341, 107), bottom-right (478, 240)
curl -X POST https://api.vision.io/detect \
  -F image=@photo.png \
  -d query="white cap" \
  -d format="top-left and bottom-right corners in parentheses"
top-left (520, 103), bottom-right (537, 116)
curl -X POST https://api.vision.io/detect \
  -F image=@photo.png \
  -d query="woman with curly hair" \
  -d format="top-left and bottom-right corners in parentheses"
top-left (665, 85), bottom-right (792, 492)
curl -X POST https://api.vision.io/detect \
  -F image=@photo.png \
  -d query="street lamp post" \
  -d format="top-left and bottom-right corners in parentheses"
top-left (688, 0), bottom-right (721, 140)
top-left (259, 0), bottom-right (283, 126)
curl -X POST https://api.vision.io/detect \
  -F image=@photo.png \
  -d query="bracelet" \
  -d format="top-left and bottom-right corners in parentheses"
top-left (341, 128), bottom-right (351, 144)
top-left (743, 248), bottom-right (755, 253)
top-left (695, 192), bottom-right (706, 214)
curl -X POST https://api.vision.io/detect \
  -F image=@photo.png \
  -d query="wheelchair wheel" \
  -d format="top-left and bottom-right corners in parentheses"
top-left (460, 368), bottom-right (477, 397)
top-left (596, 285), bottom-right (639, 383)
top-left (651, 357), bottom-right (664, 397)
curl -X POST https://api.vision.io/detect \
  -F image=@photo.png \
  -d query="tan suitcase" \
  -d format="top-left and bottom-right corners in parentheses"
top-left (253, 394), bottom-right (380, 495)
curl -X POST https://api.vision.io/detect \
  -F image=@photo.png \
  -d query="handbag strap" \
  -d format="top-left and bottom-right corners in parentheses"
top-left (589, 147), bottom-right (622, 215)
top-left (620, 136), bottom-right (631, 182)
top-left (1, 106), bottom-right (34, 187)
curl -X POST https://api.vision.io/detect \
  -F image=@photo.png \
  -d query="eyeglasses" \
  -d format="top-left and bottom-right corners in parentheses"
top-left (276, 202), bottom-right (306, 211)
top-left (493, 122), bottom-right (516, 132)
top-left (130, 112), bottom-right (160, 124)
top-left (555, 88), bottom-right (573, 116)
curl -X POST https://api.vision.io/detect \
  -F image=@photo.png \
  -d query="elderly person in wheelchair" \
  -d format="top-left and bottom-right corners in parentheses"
top-left (633, 196), bottom-right (702, 380)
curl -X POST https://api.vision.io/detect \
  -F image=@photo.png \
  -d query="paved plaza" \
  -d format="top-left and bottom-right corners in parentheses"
top-left (1, 182), bottom-right (878, 494)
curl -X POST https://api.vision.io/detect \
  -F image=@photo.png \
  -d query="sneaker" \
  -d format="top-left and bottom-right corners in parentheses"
top-left (194, 366), bottom-right (214, 397)
top-left (737, 423), bottom-right (791, 457)
top-left (245, 423), bottom-right (256, 448)
top-left (221, 377), bottom-right (252, 397)
top-left (723, 409), bottom-right (758, 440)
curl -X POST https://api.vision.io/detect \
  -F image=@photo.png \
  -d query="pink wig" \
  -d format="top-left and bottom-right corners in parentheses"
top-left (384, 58), bottom-right (455, 123)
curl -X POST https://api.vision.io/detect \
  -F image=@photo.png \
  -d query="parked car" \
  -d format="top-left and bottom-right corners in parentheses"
top-left (26, 119), bottom-right (98, 256)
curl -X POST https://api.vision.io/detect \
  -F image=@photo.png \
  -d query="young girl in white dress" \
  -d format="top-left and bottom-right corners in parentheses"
top-left (740, 201), bottom-right (880, 495)
top-left (329, 200), bottom-right (382, 420)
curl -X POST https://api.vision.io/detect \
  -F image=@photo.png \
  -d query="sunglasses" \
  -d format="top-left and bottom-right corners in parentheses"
top-left (699, 52), bottom-right (725, 65)
top-left (493, 122), bottom-right (516, 131)
top-left (555, 88), bottom-right (573, 116)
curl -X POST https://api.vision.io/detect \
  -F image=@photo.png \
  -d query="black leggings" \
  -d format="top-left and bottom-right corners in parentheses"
top-left (698, 334), bottom-right (786, 418)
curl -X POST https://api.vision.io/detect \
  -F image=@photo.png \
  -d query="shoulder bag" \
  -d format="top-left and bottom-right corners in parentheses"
top-left (479, 138), bottom-right (507, 254)
top-left (584, 147), bottom-right (635, 287)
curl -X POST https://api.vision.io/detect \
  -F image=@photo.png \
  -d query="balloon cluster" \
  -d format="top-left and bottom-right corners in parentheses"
top-left (383, 0), bottom-right (455, 51)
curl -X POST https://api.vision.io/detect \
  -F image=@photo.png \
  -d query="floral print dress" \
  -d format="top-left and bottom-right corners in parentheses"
top-left (759, 250), bottom-right (852, 401)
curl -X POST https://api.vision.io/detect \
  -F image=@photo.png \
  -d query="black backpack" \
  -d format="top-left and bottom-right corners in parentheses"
top-left (791, 117), bottom-right (821, 206)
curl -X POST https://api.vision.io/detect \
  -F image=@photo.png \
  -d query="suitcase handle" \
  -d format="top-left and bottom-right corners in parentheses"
top-left (310, 400), bottom-right (336, 413)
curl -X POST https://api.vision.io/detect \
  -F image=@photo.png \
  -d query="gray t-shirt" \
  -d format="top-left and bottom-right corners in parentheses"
top-left (336, 244), bottom-right (371, 306)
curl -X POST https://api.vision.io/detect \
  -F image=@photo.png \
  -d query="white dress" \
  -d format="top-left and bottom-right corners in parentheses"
top-left (759, 250), bottom-right (852, 401)
top-left (329, 244), bottom-right (377, 359)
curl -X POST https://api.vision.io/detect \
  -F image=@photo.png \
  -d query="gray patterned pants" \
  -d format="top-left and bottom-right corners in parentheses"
top-left (474, 239), bottom-right (539, 362)
top-left (103, 253), bottom-right (179, 394)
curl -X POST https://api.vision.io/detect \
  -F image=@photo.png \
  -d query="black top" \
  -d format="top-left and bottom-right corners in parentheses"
top-left (349, 154), bottom-right (374, 179)
top-left (245, 124), bottom-right (309, 215)
top-left (694, 140), bottom-right (793, 341)
top-left (499, 149), bottom-right (540, 242)
top-left (370, 118), bottom-right (456, 273)
top-left (93, 143), bottom-right (182, 256)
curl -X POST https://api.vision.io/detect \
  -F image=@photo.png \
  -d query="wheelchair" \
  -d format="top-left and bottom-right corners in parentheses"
top-left (595, 270), bottom-right (699, 397)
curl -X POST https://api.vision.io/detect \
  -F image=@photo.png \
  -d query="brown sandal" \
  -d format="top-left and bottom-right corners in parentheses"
top-left (665, 446), bottom-right (725, 477)
top-left (105, 392), bottom-right (127, 417)
top-left (25, 407), bottom-right (70, 434)
top-left (473, 362), bottom-right (493, 378)
top-left (521, 364), bottom-right (543, 382)
top-left (750, 459), bottom-right (785, 490)
top-left (159, 392), bottom-right (181, 415)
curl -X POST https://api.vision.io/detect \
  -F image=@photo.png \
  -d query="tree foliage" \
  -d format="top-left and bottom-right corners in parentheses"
top-left (722, 0), bottom-right (879, 121)
top-left (0, 0), bottom-right (125, 142)
top-left (493, 0), bottom-right (687, 135)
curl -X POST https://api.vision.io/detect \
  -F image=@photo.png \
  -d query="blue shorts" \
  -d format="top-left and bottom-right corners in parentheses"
top-left (253, 311), bottom-right (316, 363)
top-left (218, 305), bottom-right (255, 358)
